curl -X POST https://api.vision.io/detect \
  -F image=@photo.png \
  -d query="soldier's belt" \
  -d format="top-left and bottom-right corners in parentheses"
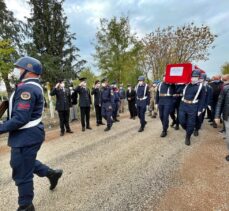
top-left (159, 94), bottom-right (171, 97)
top-left (173, 94), bottom-right (183, 97)
top-left (182, 99), bottom-right (198, 104)
top-left (0, 100), bottom-right (9, 118)
top-left (137, 97), bottom-right (147, 101)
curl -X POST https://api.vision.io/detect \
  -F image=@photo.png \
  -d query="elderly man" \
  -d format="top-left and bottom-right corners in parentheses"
top-left (215, 74), bottom-right (229, 161)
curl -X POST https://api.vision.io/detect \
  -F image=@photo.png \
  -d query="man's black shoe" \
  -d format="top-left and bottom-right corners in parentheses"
top-left (86, 126), bottom-right (92, 130)
top-left (17, 204), bottom-right (35, 211)
top-left (185, 135), bottom-right (191, 146)
top-left (160, 131), bottom-right (167, 137)
top-left (225, 155), bottom-right (229, 161)
top-left (212, 122), bottom-right (217, 128)
top-left (100, 122), bottom-right (105, 125)
top-left (104, 127), bottom-right (111, 132)
top-left (193, 130), bottom-right (199, 136)
top-left (66, 130), bottom-right (73, 133)
top-left (47, 169), bottom-right (63, 190)
top-left (208, 119), bottom-right (213, 122)
top-left (219, 129), bottom-right (225, 133)
top-left (174, 125), bottom-right (179, 130)
top-left (96, 123), bottom-right (100, 126)
top-left (170, 121), bottom-right (176, 127)
top-left (82, 127), bottom-right (85, 132)
top-left (138, 127), bottom-right (144, 132)
top-left (60, 132), bottom-right (64, 136)
top-left (114, 119), bottom-right (120, 122)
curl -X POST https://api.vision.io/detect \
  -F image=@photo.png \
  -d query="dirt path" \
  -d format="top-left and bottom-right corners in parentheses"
top-left (0, 114), bottom-right (228, 211)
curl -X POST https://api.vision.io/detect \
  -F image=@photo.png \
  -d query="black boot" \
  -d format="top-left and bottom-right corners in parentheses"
top-left (170, 121), bottom-right (176, 127)
top-left (160, 130), bottom-right (167, 137)
top-left (174, 125), bottom-right (179, 130)
top-left (17, 204), bottom-right (35, 211)
top-left (212, 121), bottom-right (217, 128)
top-left (138, 127), bottom-right (144, 132)
top-left (193, 130), bottom-right (199, 136)
top-left (225, 155), bottom-right (229, 161)
top-left (104, 126), bottom-right (111, 132)
top-left (185, 135), bottom-right (191, 146)
top-left (47, 169), bottom-right (63, 190)
top-left (86, 126), bottom-right (92, 130)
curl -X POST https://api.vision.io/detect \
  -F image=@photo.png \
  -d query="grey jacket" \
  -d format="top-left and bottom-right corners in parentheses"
top-left (215, 83), bottom-right (229, 121)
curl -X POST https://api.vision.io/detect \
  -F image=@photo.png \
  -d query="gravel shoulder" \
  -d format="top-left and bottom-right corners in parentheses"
top-left (0, 114), bottom-right (228, 211)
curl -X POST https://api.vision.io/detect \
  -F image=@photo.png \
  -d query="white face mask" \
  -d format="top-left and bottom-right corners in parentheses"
top-left (139, 81), bottom-right (144, 86)
top-left (12, 67), bottom-right (21, 80)
top-left (102, 83), bottom-right (106, 87)
top-left (191, 77), bottom-right (199, 84)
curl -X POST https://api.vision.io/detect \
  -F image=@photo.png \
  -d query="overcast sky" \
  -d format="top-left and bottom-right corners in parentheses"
top-left (5, 0), bottom-right (229, 77)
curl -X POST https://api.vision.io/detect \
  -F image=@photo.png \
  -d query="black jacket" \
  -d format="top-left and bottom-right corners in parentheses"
top-left (126, 89), bottom-right (136, 103)
top-left (91, 88), bottom-right (101, 106)
top-left (50, 88), bottom-right (72, 111)
top-left (71, 89), bottom-right (78, 105)
top-left (74, 86), bottom-right (91, 107)
top-left (209, 81), bottom-right (224, 105)
top-left (215, 83), bottom-right (229, 121)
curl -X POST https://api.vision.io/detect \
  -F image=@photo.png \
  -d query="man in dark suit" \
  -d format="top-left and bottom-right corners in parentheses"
top-left (74, 77), bottom-right (92, 131)
top-left (126, 84), bottom-right (137, 119)
top-left (91, 80), bottom-right (105, 126)
top-left (50, 80), bottom-right (73, 136)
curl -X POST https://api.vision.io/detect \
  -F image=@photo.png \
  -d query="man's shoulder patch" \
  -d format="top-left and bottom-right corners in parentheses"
top-left (21, 92), bottom-right (31, 100)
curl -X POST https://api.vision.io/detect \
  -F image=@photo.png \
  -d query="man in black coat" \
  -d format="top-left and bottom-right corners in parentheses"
top-left (74, 77), bottom-right (92, 131)
top-left (91, 80), bottom-right (105, 126)
top-left (50, 80), bottom-right (73, 136)
top-left (126, 84), bottom-right (137, 119)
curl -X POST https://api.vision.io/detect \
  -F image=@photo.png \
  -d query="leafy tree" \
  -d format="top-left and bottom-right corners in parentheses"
top-left (26, 0), bottom-right (86, 84)
top-left (221, 62), bottom-right (229, 74)
top-left (93, 16), bottom-right (142, 86)
top-left (0, 0), bottom-right (24, 95)
top-left (142, 23), bottom-right (216, 80)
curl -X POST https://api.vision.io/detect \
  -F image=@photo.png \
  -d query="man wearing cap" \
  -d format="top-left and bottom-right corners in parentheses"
top-left (74, 77), bottom-right (92, 131)
top-left (111, 81), bottom-right (120, 122)
top-left (179, 70), bottom-right (205, 146)
top-left (156, 75), bottom-right (175, 137)
top-left (91, 80), bottom-right (104, 126)
top-left (0, 56), bottom-right (63, 211)
top-left (50, 80), bottom-right (73, 136)
top-left (135, 76), bottom-right (150, 132)
top-left (101, 78), bottom-right (114, 131)
top-left (126, 84), bottom-right (137, 119)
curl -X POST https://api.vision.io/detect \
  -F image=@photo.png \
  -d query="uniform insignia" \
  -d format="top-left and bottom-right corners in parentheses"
top-left (27, 63), bottom-right (33, 68)
top-left (21, 92), bottom-right (31, 100)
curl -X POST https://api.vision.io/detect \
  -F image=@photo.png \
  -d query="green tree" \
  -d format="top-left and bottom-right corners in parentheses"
top-left (0, 0), bottom-right (24, 95)
top-left (26, 0), bottom-right (85, 84)
top-left (93, 16), bottom-right (142, 85)
top-left (221, 62), bottom-right (229, 74)
top-left (142, 23), bottom-right (216, 80)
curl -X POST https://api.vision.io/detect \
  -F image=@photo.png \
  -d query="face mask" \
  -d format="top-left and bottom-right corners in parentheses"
top-left (102, 83), bottom-right (106, 87)
top-left (191, 77), bottom-right (199, 84)
top-left (114, 85), bottom-right (117, 88)
top-left (12, 67), bottom-right (21, 80)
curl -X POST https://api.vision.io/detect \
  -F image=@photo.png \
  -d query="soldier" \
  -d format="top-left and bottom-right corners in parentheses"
top-left (126, 84), bottom-right (137, 119)
top-left (179, 70), bottom-right (205, 146)
top-left (149, 81), bottom-right (158, 118)
top-left (50, 80), bottom-right (73, 136)
top-left (0, 56), bottom-right (63, 211)
top-left (156, 76), bottom-right (175, 137)
top-left (70, 83), bottom-right (78, 122)
top-left (111, 81), bottom-right (120, 122)
top-left (135, 76), bottom-right (150, 132)
top-left (170, 84), bottom-right (185, 130)
top-left (74, 77), bottom-right (92, 131)
top-left (101, 78), bottom-right (114, 131)
top-left (91, 80), bottom-right (105, 126)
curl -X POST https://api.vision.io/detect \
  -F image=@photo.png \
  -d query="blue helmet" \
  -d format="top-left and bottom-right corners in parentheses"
top-left (200, 73), bottom-right (207, 80)
top-left (192, 69), bottom-right (201, 77)
top-left (138, 75), bottom-right (145, 81)
top-left (14, 56), bottom-right (43, 75)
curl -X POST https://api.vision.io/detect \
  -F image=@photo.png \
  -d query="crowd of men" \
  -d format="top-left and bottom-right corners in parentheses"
top-left (0, 55), bottom-right (228, 211)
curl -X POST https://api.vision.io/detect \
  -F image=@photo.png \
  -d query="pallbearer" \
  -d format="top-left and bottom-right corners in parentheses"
top-left (179, 70), bottom-right (205, 146)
